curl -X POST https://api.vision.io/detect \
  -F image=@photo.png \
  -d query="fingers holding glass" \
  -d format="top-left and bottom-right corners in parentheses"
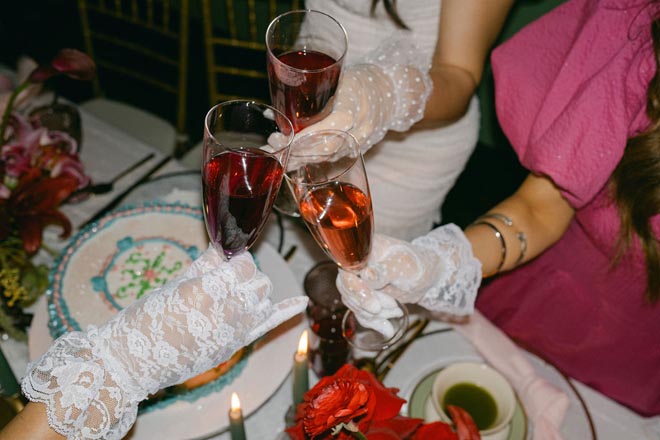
top-left (287, 129), bottom-right (408, 351)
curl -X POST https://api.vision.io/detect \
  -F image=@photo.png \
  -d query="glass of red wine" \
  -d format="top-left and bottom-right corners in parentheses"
top-left (202, 100), bottom-right (294, 259)
top-left (266, 9), bottom-right (348, 216)
top-left (285, 130), bottom-right (408, 352)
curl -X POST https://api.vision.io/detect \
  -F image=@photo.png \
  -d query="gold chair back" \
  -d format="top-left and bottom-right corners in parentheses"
top-left (202, 0), bottom-right (300, 105)
top-left (78, 0), bottom-right (190, 143)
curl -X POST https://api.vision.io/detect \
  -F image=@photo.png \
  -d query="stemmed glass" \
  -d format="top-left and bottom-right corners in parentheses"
top-left (266, 9), bottom-right (347, 132)
top-left (285, 129), bottom-right (408, 352)
top-left (201, 100), bottom-right (294, 259)
top-left (266, 9), bottom-right (348, 216)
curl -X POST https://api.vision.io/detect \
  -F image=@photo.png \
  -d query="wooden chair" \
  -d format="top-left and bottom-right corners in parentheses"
top-left (77, 0), bottom-right (190, 157)
top-left (180, 0), bottom-right (300, 169)
top-left (201, 0), bottom-right (300, 105)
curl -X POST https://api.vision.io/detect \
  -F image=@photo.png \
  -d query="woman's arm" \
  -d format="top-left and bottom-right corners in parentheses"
top-left (0, 402), bottom-right (64, 440)
top-left (424, 0), bottom-right (514, 123)
top-left (466, 173), bottom-right (575, 276)
top-left (334, 173), bottom-right (575, 330)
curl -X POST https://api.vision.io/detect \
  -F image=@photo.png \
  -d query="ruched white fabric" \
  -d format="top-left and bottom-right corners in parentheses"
top-left (303, 0), bottom-right (480, 241)
top-left (337, 224), bottom-right (481, 337)
top-left (21, 247), bottom-right (308, 440)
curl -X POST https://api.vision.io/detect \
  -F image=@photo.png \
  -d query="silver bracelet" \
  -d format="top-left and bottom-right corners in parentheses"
top-left (471, 220), bottom-right (506, 275)
top-left (479, 213), bottom-right (527, 266)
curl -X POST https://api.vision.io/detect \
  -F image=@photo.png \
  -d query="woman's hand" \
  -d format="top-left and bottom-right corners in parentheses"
top-left (20, 246), bottom-right (307, 440)
top-left (297, 37), bottom-right (432, 152)
top-left (336, 224), bottom-right (481, 336)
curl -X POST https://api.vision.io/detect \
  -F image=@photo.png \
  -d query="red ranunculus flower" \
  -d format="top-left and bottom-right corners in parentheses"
top-left (286, 364), bottom-right (481, 440)
top-left (291, 364), bottom-right (404, 439)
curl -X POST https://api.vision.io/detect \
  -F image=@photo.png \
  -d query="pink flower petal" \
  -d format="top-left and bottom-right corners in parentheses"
top-left (27, 65), bottom-right (58, 83)
top-left (28, 49), bottom-right (96, 83)
top-left (50, 49), bottom-right (96, 81)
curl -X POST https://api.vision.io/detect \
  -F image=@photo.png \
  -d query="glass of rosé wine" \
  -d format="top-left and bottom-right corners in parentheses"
top-left (266, 9), bottom-right (348, 217)
top-left (285, 130), bottom-right (408, 352)
top-left (202, 100), bottom-right (294, 260)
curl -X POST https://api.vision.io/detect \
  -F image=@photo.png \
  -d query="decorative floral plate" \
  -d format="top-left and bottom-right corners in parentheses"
top-left (47, 203), bottom-right (205, 337)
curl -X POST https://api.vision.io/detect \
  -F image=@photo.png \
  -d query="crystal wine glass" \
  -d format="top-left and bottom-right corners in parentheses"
top-left (285, 129), bottom-right (408, 352)
top-left (202, 100), bottom-right (294, 259)
top-left (266, 9), bottom-right (348, 216)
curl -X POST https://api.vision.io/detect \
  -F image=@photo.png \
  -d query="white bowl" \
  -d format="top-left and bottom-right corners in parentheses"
top-left (430, 362), bottom-right (515, 437)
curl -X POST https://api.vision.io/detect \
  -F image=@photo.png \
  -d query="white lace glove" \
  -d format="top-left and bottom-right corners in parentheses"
top-left (21, 246), bottom-right (308, 440)
top-left (336, 224), bottom-right (482, 337)
top-left (297, 37), bottom-right (432, 151)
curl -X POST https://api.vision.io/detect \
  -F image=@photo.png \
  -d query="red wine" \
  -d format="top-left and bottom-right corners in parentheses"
top-left (203, 150), bottom-right (283, 258)
top-left (309, 315), bottom-right (350, 377)
top-left (268, 50), bottom-right (341, 132)
top-left (299, 182), bottom-right (373, 271)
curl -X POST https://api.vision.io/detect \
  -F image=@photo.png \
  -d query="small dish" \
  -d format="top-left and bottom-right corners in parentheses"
top-left (431, 362), bottom-right (516, 437)
top-left (408, 368), bottom-right (527, 440)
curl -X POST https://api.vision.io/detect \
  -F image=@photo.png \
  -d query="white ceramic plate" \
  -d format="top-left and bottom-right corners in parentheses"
top-left (382, 329), bottom-right (596, 440)
top-left (29, 238), bottom-right (304, 440)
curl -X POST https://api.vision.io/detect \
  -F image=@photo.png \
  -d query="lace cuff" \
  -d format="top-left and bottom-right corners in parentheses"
top-left (412, 224), bottom-right (482, 315)
top-left (22, 331), bottom-right (139, 440)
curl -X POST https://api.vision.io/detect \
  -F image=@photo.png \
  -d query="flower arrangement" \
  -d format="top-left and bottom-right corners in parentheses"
top-left (286, 364), bottom-right (481, 440)
top-left (0, 49), bottom-right (95, 340)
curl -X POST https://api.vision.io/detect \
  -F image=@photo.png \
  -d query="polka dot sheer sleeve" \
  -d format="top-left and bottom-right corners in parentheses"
top-left (298, 35), bottom-right (432, 151)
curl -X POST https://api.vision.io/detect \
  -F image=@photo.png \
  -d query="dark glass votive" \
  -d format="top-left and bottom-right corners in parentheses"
top-left (304, 260), bottom-right (350, 377)
top-left (29, 102), bottom-right (83, 148)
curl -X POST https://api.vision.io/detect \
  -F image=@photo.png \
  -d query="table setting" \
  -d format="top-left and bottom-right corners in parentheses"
top-left (1, 10), bottom-right (659, 440)
top-left (2, 160), bottom-right (647, 439)
top-left (0, 155), bottom-right (656, 439)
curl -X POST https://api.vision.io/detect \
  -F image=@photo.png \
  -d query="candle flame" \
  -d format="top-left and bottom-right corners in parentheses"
top-left (230, 392), bottom-right (241, 411)
top-left (297, 330), bottom-right (308, 356)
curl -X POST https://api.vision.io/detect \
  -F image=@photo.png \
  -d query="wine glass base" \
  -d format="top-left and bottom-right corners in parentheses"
top-left (342, 301), bottom-right (409, 353)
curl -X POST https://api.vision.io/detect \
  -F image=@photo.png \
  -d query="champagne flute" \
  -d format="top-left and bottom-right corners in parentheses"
top-left (266, 9), bottom-right (348, 216)
top-left (202, 100), bottom-right (294, 259)
top-left (285, 129), bottom-right (408, 352)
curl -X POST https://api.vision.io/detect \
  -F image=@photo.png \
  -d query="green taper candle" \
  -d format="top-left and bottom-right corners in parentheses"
top-left (229, 392), bottom-right (246, 440)
top-left (292, 330), bottom-right (309, 409)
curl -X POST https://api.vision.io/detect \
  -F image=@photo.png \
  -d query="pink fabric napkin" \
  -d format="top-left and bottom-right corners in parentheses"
top-left (453, 311), bottom-right (570, 440)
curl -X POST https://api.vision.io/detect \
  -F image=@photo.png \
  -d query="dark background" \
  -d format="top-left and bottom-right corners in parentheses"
top-left (1, 0), bottom-right (567, 228)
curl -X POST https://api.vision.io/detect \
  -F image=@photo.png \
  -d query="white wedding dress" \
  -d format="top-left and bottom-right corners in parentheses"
top-left (306, 0), bottom-right (480, 241)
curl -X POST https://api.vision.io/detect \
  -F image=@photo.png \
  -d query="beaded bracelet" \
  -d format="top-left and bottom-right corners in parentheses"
top-left (471, 220), bottom-right (506, 275)
top-left (479, 213), bottom-right (528, 266)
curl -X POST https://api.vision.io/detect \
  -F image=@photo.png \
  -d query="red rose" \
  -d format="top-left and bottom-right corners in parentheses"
top-left (287, 364), bottom-right (406, 439)
top-left (412, 421), bottom-right (458, 440)
top-left (285, 364), bottom-right (481, 440)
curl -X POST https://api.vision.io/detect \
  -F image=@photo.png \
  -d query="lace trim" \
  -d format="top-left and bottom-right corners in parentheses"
top-left (22, 332), bottom-right (138, 440)
top-left (413, 224), bottom-right (482, 315)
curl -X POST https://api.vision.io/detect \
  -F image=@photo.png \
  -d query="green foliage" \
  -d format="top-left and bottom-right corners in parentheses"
top-left (0, 235), bottom-right (49, 341)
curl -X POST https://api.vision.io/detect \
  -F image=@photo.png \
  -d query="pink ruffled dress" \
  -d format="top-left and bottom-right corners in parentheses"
top-left (476, 0), bottom-right (660, 415)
